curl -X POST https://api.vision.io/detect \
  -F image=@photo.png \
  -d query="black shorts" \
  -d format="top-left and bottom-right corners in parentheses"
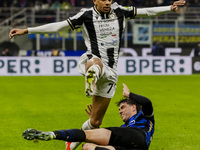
top-left (106, 127), bottom-right (147, 150)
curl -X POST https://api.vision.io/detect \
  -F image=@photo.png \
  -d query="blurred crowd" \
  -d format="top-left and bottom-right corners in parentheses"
top-left (0, 0), bottom-right (84, 8)
top-left (0, 0), bottom-right (199, 25)
top-left (0, 0), bottom-right (200, 8)
top-left (115, 0), bottom-right (200, 7)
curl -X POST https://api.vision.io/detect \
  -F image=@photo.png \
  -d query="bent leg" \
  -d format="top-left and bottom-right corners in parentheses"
top-left (90, 95), bottom-right (111, 128)
top-left (85, 58), bottom-right (103, 97)
top-left (85, 57), bottom-right (115, 128)
top-left (22, 128), bottom-right (111, 143)
top-left (84, 128), bottom-right (111, 145)
top-left (85, 57), bottom-right (103, 75)
top-left (66, 96), bottom-right (111, 150)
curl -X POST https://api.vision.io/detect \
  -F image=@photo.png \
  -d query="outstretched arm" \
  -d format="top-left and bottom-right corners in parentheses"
top-left (9, 28), bottom-right (28, 39)
top-left (9, 20), bottom-right (70, 39)
top-left (123, 83), bottom-right (153, 117)
top-left (136, 0), bottom-right (185, 17)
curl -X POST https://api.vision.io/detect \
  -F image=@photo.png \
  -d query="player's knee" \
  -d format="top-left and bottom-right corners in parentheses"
top-left (93, 57), bottom-right (103, 68)
top-left (82, 143), bottom-right (95, 150)
top-left (86, 58), bottom-right (103, 71)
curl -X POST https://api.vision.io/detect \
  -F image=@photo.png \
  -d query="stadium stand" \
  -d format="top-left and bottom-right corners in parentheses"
top-left (0, 0), bottom-right (200, 54)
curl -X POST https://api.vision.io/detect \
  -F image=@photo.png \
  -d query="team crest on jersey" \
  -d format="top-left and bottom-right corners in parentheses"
top-left (95, 15), bottom-right (99, 20)
top-left (109, 13), bottom-right (116, 19)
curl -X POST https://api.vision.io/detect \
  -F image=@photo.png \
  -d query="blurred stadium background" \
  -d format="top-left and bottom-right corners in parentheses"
top-left (0, 0), bottom-right (200, 150)
top-left (0, 0), bottom-right (200, 57)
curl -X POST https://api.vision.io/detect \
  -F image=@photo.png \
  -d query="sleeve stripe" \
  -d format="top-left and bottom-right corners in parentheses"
top-left (133, 7), bottom-right (137, 18)
top-left (67, 19), bottom-right (75, 30)
top-left (145, 111), bottom-right (154, 118)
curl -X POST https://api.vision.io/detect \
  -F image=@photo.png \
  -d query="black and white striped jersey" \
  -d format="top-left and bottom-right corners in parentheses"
top-left (67, 2), bottom-right (137, 70)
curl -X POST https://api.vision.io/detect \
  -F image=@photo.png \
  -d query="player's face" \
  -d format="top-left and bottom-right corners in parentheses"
top-left (119, 103), bottom-right (137, 122)
top-left (93, 0), bottom-right (112, 13)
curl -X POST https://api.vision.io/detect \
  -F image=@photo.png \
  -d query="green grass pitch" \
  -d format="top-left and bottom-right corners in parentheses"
top-left (0, 75), bottom-right (200, 150)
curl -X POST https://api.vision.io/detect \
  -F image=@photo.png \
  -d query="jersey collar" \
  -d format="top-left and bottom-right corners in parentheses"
top-left (93, 5), bottom-right (112, 15)
top-left (125, 110), bottom-right (142, 125)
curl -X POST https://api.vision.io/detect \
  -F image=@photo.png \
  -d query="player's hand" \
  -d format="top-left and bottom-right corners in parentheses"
top-left (171, 0), bottom-right (185, 12)
top-left (85, 104), bottom-right (92, 118)
top-left (9, 28), bottom-right (28, 39)
top-left (122, 83), bottom-right (130, 98)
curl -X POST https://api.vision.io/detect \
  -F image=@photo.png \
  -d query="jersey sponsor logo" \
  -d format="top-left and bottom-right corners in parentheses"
top-left (97, 19), bottom-right (115, 24)
top-left (100, 32), bottom-right (113, 36)
top-left (108, 13), bottom-right (117, 19)
top-left (100, 36), bottom-right (107, 39)
top-left (95, 19), bottom-right (118, 36)
top-left (101, 37), bottom-right (118, 46)
top-left (99, 27), bottom-right (115, 32)
top-left (105, 38), bottom-right (118, 46)
top-left (129, 120), bottom-right (135, 124)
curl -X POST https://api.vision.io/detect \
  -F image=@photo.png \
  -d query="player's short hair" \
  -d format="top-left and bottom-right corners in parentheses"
top-left (116, 98), bottom-right (141, 113)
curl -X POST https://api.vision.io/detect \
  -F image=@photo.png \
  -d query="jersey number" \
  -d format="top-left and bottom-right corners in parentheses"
top-left (107, 83), bottom-right (114, 94)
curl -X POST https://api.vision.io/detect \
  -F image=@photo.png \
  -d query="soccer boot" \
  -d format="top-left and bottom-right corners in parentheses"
top-left (66, 142), bottom-right (81, 150)
top-left (85, 69), bottom-right (98, 98)
top-left (22, 129), bottom-right (42, 140)
top-left (23, 129), bottom-right (54, 141)
top-left (34, 131), bottom-right (54, 141)
top-left (66, 142), bottom-right (72, 150)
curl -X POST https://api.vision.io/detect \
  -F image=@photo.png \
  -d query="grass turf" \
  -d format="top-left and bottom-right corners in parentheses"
top-left (0, 75), bottom-right (199, 150)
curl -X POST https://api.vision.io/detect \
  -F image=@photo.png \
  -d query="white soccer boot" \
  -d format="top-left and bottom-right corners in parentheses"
top-left (85, 67), bottom-right (99, 97)
top-left (65, 142), bottom-right (80, 150)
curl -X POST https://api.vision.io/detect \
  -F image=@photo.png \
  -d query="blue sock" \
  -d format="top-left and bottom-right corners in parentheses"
top-left (53, 129), bottom-right (86, 141)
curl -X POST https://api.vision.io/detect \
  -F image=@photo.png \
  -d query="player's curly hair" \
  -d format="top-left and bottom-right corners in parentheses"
top-left (116, 98), bottom-right (141, 113)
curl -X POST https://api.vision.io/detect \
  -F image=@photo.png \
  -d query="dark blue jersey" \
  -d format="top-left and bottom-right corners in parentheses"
top-left (121, 110), bottom-right (155, 148)
top-left (121, 92), bottom-right (155, 149)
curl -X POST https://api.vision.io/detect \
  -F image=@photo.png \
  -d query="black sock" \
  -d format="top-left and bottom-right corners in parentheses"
top-left (95, 147), bottom-right (110, 150)
top-left (53, 129), bottom-right (86, 141)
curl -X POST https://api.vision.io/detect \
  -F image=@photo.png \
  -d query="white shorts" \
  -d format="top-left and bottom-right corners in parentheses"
top-left (78, 53), bottom-right (118, 98)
